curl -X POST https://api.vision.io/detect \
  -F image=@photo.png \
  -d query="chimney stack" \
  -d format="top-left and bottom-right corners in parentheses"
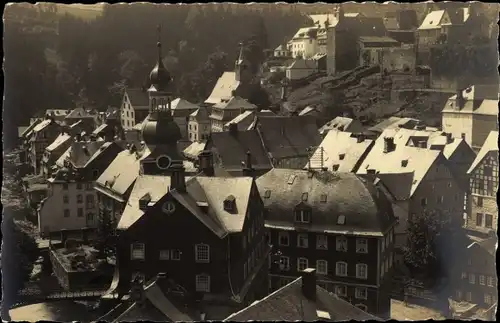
top-left (171, 163), bottom-right (186, 193)
top-left (228, 123), bottom-right (238, 136)
top-left (243, 150), bottom-right (255, 177)
top-left (301, 268), bottom-right (317, 301)
top-left (356, 133), bottom-right (366, 143)
top-left (446, 132), bottom-right (453, 144)
top-left (383, 137), bottom-right (395, 153)
top-left (198, 150), bottom-right (215, 177)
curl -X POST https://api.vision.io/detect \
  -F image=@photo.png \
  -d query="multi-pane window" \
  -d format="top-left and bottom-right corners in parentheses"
top-left (485, 294), bottom-right (492, 305)
top-left (159, 250), bottom-right (170, 260)
top-left (469, 273), bottom-right (475, 284)
top-left (356, 238), bottom-right (368, 253)
top-left (485, 214), bottom-right (493, 228)
top-left (487, 276), bottom-right (494, 287)
top-left (279, 256), bottom-right (290, 271)
top-left (85, 183), bottom-right (93, 190)
top-left (356, 264), bottom-right (368, 279)
top-left (316, 260), bottom-right (328, 274)
top-left (476, 213), bottom-right (483, 226)
top-left (195, 274), bottom-right (210, 292)
top-left (279, 232), bottom-right (289, 246)
top-left (336, 262), bottom-right (347, 277)
top-left (297, 234), bottom-right (309, 248)
top-left (355, 287), bottom-right (367, 300)
top-left (77, 194), bottom-right (83, 204)
top-left (63, 195), bottom-right (69, 204)
top-left (295, 209), bottom-right (311, 223)
top-left (171, 249), bottom-right (181, 260)
top-left (297, 257), bottom-right (308, 272)
top-left (479, 275), bottom-right (486, 285)
top-left (195, 244), bottom-right (210, 263)
top-left (131, 243), bottom-right (145, 260)
top-left (336, 236), bottom-right (348, 252)
top-left (316, 235), bottom-right (328, 249)
top-left (335, 285), bottom-right (347, 297)
top-left (86, 195), bottom-right (95, 209)
top-left (477, 196), bottom-right (483, 207)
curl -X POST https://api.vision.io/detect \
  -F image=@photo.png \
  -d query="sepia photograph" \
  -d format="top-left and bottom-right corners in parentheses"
top-left (1, 2), bottom-right (498, 322)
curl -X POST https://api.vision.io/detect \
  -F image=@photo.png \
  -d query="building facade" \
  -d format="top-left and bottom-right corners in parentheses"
top-left (188, 106), bottom-right (211, 142)
top-left (28, 117), bottom-right (61, 175)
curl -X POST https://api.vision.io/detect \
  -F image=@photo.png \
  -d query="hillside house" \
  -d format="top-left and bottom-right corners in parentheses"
top-left (41, 131), bottom-right (73, 178)
top-left (286, 58), bottom-right (318, 81)
top-left (257, 169), bottom-right (397, 318)
top-left (210, 96), bottom-right (258, 133)
top-left (28, 116), bottom-right (62, 175)
top-left (466, 131), bottom-right (498, 234)
top-left (441, 85), bottom-right (499, 151)
top-left (188, 105), bottom-right (211, 142)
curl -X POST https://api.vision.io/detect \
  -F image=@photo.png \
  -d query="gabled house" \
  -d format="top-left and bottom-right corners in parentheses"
top-left (188, 105), bottom-right (211, 142)
top-left (28, 116), bottom-right (62, 175)
top-left (38, 136), bottom-right (122, 237)
top-left (417, 9), bottom-right (454, 49)
top-left (356, 128), bottom-right (466, 265)
top-left (210, 96), bottom-right (258, 133)
top-left (319, 116), bottom-right (364, 136)
top-left (466, 131), bottom-right (498, 234)
top-left (285, 58), bottom-right (318, 81)
top-left (41, 131), bottom-right (74, 178)
top-left (225, 268), bottom-right (381, 321)
top-left (256, 169), bottom-right (397, 318)
top-left (308, 131), bottom-right (374, 173)
top-left (169, 98), bottom-right (200, 140)
top-left (441, 85), bottom-right (499, 151)
top-left (121, 88), bottom-right (149, 130)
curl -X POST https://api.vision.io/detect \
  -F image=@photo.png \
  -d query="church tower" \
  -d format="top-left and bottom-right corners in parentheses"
top-left (140, 25), bottom-right (184, 176)
top-left (234, 42), bottom-right (252, 84)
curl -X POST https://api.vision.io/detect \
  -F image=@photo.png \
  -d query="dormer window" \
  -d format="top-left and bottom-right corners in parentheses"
top-left (332, 164), bottom-right (340, 171)
top-left (401, 159), bottom-right (408, 167)
top-left (287, 174), bottom-right (297, 185)
top-left (223, 195), bottom-right (236, 212)
top-left (139, 193), bottom-right (152, 210)
top-left (339, 153), bottom-right (345, 160)
top-left (320, 194), bottom-right (327, 203)
top-left (264, 190), bottom-right (271, 199)
top-left (295, 207), bottom-right (311, 223)
top-left (195, 244), bottom-right (210, 263)
top-left (301, 192), bottom-right (309, 202)
top-left (337, 215), bottom-right (346, 225)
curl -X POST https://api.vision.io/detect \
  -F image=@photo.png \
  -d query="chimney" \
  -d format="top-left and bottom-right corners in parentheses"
top-left (130, 276), bottom-right (146, 307)
top-left (139, 193), bottom-right (151, 211)
top-left (446, 132), bottom-right (453, 144)
top-left (171, 164), bottom-right (186, 193)
top-left (417, 140), bottom-right (427, 148)
top-left (356, 133), bottom-right (365, 143)
top-left (243, 150), bottom-right (255, 177)
top-left (301, 268), bottom-right (317, 301)
top-left (456, 89), bottom-right (465, 109)
top-left (228, 123), bottom-right (238, 136)
top-left (383, 137), bottom-right (395, 153)
top-left (198, 150), bottom-right (215, 177)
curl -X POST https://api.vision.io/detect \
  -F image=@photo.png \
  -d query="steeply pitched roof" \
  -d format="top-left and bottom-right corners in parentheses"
top-left (287, 58), bottom-right (317, 70)
top-left (190, 105), bottom-right (210, 121)
top-left (418, 10), bottom-right (448, 30)
top-left (205, 72), bottom-right (240, 105)
top-left (213, 96), bottom-right (257, 111)
top-left (95, 148), bottom-right (146, 199)
top-left (225, 275), bottom-right (380, 321)
top-left (290, 27), bottom-right (318, 40)
top-left (442, 86), bottom-right (499, 116)
top-left (367, 117), bottom-right (420, 133)
top-left (55, 139), bottom-right (107, 169)
top-left (183, 141), bottom-right (207, 160)
top-left (357, 128), bottom-right (442, 198)
top-left (319, 116), bottom-right (361, 135)
top-left (298, 106), bottom-right (319, 116)
top-left (169, 98), bottom-right (200, 118)
top-left (209, 129), bottom-right (273, 171)
top-left (468, 131), bottom-right (498, 174)
top-left (256, 169), bottom-right (395, 236)
top-left (33, 119), bottom-right (54, 132)
top-left (46, 133), bottom-right (72, 152)
top-left (21, 119), bottom-right (42, 138)
top-left (308, 14), bottom-right (339, 28)
top-left (309, 131), bottom-right (374, 172)
top-left (92, 123), bottom-right (109, 135)
top-left (126, 88), bottom-right (150, 107)
top-left (225, 110), bottom-right (275, 130)
top-left (255, 116), bottom-right (322, 160)
top-left (65, 107), bottom-right (95, 120)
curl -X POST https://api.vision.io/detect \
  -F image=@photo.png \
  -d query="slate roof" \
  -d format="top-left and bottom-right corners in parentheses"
top-left (309, 131), bottom-right (374, 173)
top-left (418, 10), bottom-right (447, 30)
top-left (126, 88), bottom-right (150, 108)
top-left (95, 148), bottom-right (147, 200)
top-left (225, 110), bottom-right (275, 131)
top-left (183, 141), bottom-right (207, 160)
top-left (20, 119), bottom-right (42, 138)
top-left (442, 86), bottom-right (499, 116)
top-left (33, 119), bottom-right (54, 133)
top-left (291, 27), bottom-right (318, 40)
top-left (190, 105), bottom-right (210, 121)
top-left (92, 123), bottom-right (108, 136)
top-left (468, 131), bottom-right (498, 174)
top-left (205, 72), bottom-right (240, 105)
top-left (367, 117), bottom-right (420, 134)
top-left (55, 139), bottom-right (107, 169)
top-left (169, 98), bottom-right (200, 118)
top-left (114, 280), bottom-right (198, 323)
top-left (255, 115), bottom-right (322, 160)
top-left (213, 96), bottom-right (257, 114)
top-left (357, 128), bottom-right (443, 198)
top-left (46, 133), bottom-right (72, 152)
top-left (209, 129), bottom-right (273, 171)
top-left (65, 107), bottom-right (95, 120)
top-left (256, 169), bottom-right (395, 236)
top-left (117, 175), bottom-right (254, 237)
top-left (225, 276), bottom-right (380, 322)
top-left (319, 116), bottom-right (362, 135)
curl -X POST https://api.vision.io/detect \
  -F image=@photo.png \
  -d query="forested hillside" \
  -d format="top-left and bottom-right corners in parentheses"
top-left (3, 3), bottom-right (310, 149)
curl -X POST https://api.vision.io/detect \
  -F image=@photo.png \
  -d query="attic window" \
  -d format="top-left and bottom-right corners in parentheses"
top-left (223, 195), bottom-right (236, 212)
top-left (139, 193), bottom-right (152, 210)
top-left (332, 164), bottom-right (340, 172)
top-left (302, 192), bottom-right (309, 202)
top-left (339, 153), bottom-right (345, 160)
top-left (401, 159), bottom-right (409, 167)
top-left (337, 215), bottom-right (346, 225)
top-left (287, 174), bottom-right (297, 185)
top-left (320, 194), bottom-right (327, 203)
top-left (264, 190), bottom-right (271, 199)
top-left (295, 208), bottom-right (311, 223)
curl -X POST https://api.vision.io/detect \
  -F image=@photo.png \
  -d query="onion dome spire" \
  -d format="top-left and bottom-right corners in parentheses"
top-left (149, 24), bottom-right (172, 91)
